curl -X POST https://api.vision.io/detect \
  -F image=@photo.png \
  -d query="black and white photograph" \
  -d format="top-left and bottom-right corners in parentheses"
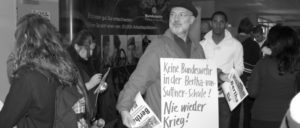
top-left (0, 0), bottom-right (300, 128)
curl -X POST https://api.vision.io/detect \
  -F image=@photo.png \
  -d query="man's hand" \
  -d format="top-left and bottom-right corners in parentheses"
top-left (120, 110), bottom-right (135, 128)
top-left (217, 68), bottom-right (230, 84)
top-left (91, 118), bottom-right (105, 128)
top-left (219, 73), bottom-right (230, 83)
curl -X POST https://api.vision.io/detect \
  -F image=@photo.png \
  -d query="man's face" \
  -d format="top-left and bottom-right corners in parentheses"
top-left (253, 32), bottom-right (264, 43)
top-left (169, 7), bottom-right (195, 36)
top-left (211, 14), bottom-right (227, 35)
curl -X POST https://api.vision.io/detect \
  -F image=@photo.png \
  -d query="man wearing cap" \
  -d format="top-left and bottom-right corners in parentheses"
top-left (116, 0), bottom-right (205, 127)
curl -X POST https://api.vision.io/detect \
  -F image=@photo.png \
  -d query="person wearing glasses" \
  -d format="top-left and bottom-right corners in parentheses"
top-left (116, 0), bottom-right (205, 127)
top-left (200, 11), bottom-right (244, 128)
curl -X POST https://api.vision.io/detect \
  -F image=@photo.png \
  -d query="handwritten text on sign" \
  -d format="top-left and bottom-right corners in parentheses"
top-left (160, 58), bottom-right (218, 128)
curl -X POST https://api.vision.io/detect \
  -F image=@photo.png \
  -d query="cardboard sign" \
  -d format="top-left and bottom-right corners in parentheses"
top-left (160, 58), bottom-right (219, 128)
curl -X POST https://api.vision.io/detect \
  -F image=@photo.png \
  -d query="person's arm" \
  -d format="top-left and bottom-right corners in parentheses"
top-left (116, 40), bottom-right (161, 127)
top-left (0, 70), bottom-right (35, 128)
top-left (247, 60), bottom-right (262, 98)
top-left (85, 73), bottom-right (102, 91)
top-left (234, 42), bottom-right (244, 76)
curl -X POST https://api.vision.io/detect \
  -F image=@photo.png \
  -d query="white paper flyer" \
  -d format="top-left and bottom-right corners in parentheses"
top-left (130, 92), bottom-right (161, 128)
top-left (221, 69), bottom-right (248, 111)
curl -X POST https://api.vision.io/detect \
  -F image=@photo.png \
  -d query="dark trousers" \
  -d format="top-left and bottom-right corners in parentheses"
top-left (230, 104), bottom-right (241, 128)
top-left (219, 98), bottom-right (231, 128)
top-left (229, 97), bottom-right (255, 128)
top-left (243, 97), bottom-right (255, 128)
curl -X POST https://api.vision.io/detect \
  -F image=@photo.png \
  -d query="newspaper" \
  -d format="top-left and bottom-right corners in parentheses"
top-left (221, 69), bottom-right (248, 111)
top-left (130, 92), bottom-right (161, 128)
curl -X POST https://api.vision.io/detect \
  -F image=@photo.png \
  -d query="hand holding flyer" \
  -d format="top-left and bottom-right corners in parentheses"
top-left (221, 69), bottom-right (248, 111)
top-left (94, 67), bottom-right (110, 94)
top-left (130, 92), bottom-right (161, 128)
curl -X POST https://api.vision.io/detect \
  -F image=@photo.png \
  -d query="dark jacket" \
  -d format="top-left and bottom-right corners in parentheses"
top-left (53, 82), bottom-right (83, 128)
top-left (248, 57), bottom-right (297, 121)
top-left (0, 65), bottom-right (59, 128)
top-left (241, 37), bottom-right (261, 84)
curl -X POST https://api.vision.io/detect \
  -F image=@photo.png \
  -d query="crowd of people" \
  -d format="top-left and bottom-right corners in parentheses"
top-left (0, 0), bottom-right (300, 128)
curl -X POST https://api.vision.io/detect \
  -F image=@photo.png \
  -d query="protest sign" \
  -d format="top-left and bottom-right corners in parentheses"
top-left (221, 69), bottom-right (248, 111)
top-left (130, 92), bottom-right (162, 128)
top-left (160, 58), bottom-right (218, 128)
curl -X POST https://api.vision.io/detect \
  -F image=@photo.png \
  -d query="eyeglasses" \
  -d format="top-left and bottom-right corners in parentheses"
top-left (169, 12), bottom-right (193, 19)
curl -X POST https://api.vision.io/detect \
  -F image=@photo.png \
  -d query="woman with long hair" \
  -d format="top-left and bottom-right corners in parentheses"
top-left (0, 13), bottom-right (96, 128)
top-left (247, 26), bottom-right (300, 128)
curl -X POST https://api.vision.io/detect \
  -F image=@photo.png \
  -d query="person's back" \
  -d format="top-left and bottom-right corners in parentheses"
top-left (1, 13), bottom-right (101, 128)
top-left (0, 14), bottom-right (65, 128)
top-left (247, 26), bottom-right (300, 128)
top-left (0, 64), bottom-right (58, 128)
top-left (249, 57), bottom-right (296, 121)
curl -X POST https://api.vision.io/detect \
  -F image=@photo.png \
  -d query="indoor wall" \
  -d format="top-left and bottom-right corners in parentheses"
top-left (0, 0), bottom-right (16, 101)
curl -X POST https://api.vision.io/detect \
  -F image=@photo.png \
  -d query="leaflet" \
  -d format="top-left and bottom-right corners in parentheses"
top-left (221, 69), bottom-right (248, 111)
top-left (130, 92), bottom-right (161, 128)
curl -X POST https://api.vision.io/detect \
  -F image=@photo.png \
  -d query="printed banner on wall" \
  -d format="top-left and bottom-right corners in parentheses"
top-left (160, 58), bottom-right (219, 128)
top-left (86, 0), bottom-right (169, 35)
